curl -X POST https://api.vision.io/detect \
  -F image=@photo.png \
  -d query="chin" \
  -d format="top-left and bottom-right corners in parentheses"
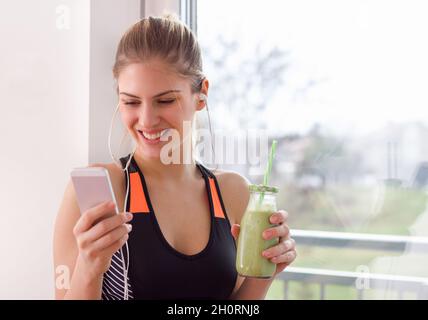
top-left (136, 144), bottom-right (161, 158)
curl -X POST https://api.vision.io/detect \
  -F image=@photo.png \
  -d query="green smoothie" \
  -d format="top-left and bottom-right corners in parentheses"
top-left (236, 185), bottom-right (279, 278)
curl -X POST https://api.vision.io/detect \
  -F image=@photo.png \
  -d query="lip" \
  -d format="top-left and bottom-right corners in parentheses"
top-left (138, 128), bottom-right (167, 134)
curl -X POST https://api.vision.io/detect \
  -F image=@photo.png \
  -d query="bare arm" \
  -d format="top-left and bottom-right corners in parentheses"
top-left (53, 164), bottom-right (132, 300)
top-left (214, 171), bottom-right (270, 299)
top-left (53, 179), bottom-right (103, 299)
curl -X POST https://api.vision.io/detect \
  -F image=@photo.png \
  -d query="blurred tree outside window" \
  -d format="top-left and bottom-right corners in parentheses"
top-left (197, 0), bottom-right (428, 299)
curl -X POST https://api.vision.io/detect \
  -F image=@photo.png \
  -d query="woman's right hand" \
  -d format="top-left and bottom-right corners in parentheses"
top-left (72, 201), bottom-right (133, 280)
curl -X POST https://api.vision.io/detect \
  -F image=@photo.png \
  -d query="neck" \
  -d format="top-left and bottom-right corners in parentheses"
top-left (133, 149), bottom-right (199, 182)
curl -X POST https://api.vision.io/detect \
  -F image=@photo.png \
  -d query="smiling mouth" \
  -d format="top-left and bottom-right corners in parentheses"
top-left (137, 129), bottom-right (170, 141)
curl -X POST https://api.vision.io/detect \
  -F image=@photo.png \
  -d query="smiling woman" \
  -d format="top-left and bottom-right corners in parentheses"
top-left (53, 13), bottom-right (296, 300)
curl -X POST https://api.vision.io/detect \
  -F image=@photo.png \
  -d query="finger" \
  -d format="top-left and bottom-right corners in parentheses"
top-left (262, 223), bottom-right (290, 240)
top-left (90, 224), bottom-right (132, 252)
top-left (262, 239), bottom-right (295, 259)
top-left (100, 233), bottom-right (129, 257)
top-left (230, 224), bottom-right (240, 241)
top-left (74, 201), bottom-right (116, 234)
top-left (270, 250), bottom-right (297, 265)
top-left (269, 210), bottom-right (288, 225)
top-left (82, 212), bottom-right (133, 244)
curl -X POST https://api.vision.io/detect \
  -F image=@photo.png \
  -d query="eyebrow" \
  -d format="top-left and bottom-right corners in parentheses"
top-left (119, 90), bottom-right (181, 99)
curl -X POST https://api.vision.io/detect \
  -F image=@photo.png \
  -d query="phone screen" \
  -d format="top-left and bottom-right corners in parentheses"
top-left (71, 168), bottom-right (119, 217)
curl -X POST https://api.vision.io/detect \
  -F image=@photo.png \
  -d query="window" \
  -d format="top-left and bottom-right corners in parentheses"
top-left (197, 0), bottom-right (428, 300)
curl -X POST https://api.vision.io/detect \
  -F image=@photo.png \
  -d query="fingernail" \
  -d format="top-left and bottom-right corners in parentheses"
top-left (126, 224), bottom-right (132, 232)
top-left (263, 231), bottom-right (271, 239)
top-left (262, 251), bottom-right (270, 258)
top-left (125, 212), bottom-right (133, 221)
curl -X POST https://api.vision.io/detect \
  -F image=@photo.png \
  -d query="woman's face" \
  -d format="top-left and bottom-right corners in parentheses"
top-left (117, 59), bottom-right (203, 160)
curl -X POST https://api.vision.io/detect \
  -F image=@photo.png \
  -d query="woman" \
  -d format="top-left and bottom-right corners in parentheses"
top-left (53, 14), bottom-right (296, 300)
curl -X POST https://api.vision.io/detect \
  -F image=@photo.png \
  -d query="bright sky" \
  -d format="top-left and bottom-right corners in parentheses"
top-left (198, 0), bottom-right (428, 136)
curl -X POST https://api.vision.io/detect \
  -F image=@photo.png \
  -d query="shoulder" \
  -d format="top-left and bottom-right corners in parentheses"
top-left (212, 168), bottom-right (251, 225)
top-left (213, 168), bottom-right (250, 190)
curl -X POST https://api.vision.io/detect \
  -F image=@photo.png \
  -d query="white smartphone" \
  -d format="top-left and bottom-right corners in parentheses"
top-left (70, 167), bottom-right (119, 219)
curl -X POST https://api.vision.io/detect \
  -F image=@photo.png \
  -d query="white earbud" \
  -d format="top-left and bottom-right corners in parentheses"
top-left (199, 93), bottom-right (207, 102)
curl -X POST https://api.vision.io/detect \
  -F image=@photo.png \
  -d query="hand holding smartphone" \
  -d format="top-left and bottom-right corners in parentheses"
top-left (69, 166), bottom-right (132, 279)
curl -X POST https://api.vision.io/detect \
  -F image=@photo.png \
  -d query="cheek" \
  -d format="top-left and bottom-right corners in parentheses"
top-left (163, 108), bottom-right (183, 124)
top-left (120, 110), bottom-right (138, 128)
top-left (160, 107), bottom-right (189, 129)
top-left (169, 99), bottom-right (196, 123)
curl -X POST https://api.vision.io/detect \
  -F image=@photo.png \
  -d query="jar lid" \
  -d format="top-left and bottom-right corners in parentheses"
top-left (248, 184), bottom-right (279, 193)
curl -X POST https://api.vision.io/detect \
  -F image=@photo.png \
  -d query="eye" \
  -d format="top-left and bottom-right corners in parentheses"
top-left (158, 99), bottom-right (176, 105)
top-left (124, 101), bottom-right (139, 106)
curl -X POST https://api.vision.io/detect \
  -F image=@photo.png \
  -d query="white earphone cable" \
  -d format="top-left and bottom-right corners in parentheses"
top-left (108, 102), bottom-right (136, 300)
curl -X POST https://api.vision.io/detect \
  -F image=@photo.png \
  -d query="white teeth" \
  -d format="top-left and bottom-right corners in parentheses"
top-left (141, 129), bottom-right (170, 140)
top-left (142, 131), bottom-right (161, 140)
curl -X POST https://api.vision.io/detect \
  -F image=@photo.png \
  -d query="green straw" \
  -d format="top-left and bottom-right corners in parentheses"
top-left (258, 140), bottom-right (277, 207)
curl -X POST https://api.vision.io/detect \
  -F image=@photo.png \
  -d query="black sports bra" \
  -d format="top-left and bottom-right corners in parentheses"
top-left (101, 154), bottom-right (237, 300)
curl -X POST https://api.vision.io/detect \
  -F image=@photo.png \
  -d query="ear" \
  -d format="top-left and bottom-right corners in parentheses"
top-left (196, 78), bottom-right (210, 111)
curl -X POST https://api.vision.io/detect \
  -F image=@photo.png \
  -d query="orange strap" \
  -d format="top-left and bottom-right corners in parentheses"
top-left (208, 177), bottom-right (225, 219)
top-left (129, 170), bottom-right (225, 218)
top-left (129, 172), bottom-right (150, 213)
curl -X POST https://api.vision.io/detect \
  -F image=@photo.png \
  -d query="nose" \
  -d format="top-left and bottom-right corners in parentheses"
top-left (138, 102), bottom-right (160, 128)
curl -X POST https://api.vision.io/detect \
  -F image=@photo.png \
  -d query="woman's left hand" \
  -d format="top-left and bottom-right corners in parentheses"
top-left (262, 210), bottom-right (297, 276)
top-left (231, 209), bottom-right (297, 277)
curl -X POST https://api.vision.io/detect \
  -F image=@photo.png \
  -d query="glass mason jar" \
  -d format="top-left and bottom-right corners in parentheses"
top-left (236, 184), bottom-right (279, 278)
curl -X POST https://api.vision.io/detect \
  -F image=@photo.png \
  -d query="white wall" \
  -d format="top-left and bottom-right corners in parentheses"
top-left (0, 0), bottom-right (90, 299)
top-left (0, 0), bottom-right (183, 300)
top-left (0, 0), bottom-right (180, 300)
top-left (89, 0), bottom-right (142, 164)
top-left (145, 0), bottom-right (180, 17)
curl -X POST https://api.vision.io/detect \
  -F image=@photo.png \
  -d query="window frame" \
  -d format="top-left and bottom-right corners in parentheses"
top-left (180, 0), bottom-right (197, 34)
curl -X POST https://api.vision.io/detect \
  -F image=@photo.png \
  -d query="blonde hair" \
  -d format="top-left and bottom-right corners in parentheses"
top-left (112, 14), bottom-right (205, 93)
